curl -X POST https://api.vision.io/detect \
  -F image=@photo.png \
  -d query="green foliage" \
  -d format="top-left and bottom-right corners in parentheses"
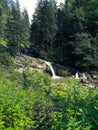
top-left (30, 0), bottom-right (98, 71)
top-left (0, 77), bottom-right (33, 130)
top-left (0, 45), bottom-right (14, 67)
top-left (50, 78), bottom-right (98, 130)
top-left (0, 67), bottom-right (98, 130)
top-left (0, 68), bottom-right (53, 130)
top-left (22, 69), bottom-right (51, 90)
top-left (0, 52), bottom-right (13, 67)
top-left (26, 86), bottom-right (53, 130)
top-left (72, 33), bottom-right (95, 70)
top-left (0, 0), bottom-right (30, 56)
top-left (30, 0), bottom-right (57, 58)
top-left (20, 8), bottom-right (30, 52)
top-left (0, 0), bottom-right (98, 129)
top-left (6, 0), bottom-right (22, 55)
top-left (0, 0), bottom-right (9, 40)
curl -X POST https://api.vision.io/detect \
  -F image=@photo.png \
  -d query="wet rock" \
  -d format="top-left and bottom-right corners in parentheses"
top-left (84, 83), bottom-right (96, 88)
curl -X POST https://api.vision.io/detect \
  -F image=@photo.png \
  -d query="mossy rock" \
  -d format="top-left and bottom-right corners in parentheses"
top-left (15, 54), bottom-right (47, 72)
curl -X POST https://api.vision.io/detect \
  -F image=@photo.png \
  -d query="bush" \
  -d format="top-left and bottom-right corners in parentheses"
top-left (50, 78), bottom-right (98, 130)
top-left (0, 77), bottom-right (34, 130)
top-left (0, 52), bottom-right (14, 67)
top-left (0, 69), bottom-right (97, 130)
top-left (0, 45), bottom-right (14, 67)
top-left (22, 69), bottom-right (51, 90)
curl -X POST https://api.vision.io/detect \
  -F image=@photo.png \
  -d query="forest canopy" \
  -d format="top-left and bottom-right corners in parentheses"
top-left (30, 0), bottom-right (98, 71)
top-left (0, 0), bottom-right (98, 71)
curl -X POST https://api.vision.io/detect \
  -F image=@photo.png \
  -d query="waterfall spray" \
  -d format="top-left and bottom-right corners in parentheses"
top-left (44, 60), bottom-right (60, 79)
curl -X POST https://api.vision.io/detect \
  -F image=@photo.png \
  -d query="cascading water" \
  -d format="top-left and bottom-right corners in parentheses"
top-left (44, 60), bottom-right (60, 79)
top-left (75, 72), bottom-right (79, 79)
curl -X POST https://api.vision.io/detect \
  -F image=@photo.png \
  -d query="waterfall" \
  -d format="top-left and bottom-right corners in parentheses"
top-left (44, 60), bottom-right (59, 79)
top-left (75, 72), bottom-right (79, 79)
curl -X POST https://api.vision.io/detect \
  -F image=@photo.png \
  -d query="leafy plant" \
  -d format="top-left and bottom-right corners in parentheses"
top-left (50, 78), bottom-right (98, 130)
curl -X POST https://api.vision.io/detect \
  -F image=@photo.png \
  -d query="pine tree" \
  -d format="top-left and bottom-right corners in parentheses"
top-left (30, 0), bottom-right (57, 58)
top-left (0, 0), bottom-right (9, 44)
top-left (6, 0), bottom-right (25, 55)
top-left (21, 8), bottom-right (30, 52)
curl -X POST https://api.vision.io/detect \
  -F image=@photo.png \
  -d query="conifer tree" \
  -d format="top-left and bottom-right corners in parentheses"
top-left (30, 0), bottom-right (57, 58)
top-left (21, 8), bottom-right (30, 52)
top-left (6, 0), bottom-right (29, 55)
top-left (0, 0), bottom-right (9, 44)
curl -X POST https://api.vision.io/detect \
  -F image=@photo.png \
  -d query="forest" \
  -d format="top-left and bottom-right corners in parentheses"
top-left (0, 0), bottom-right (98, 130)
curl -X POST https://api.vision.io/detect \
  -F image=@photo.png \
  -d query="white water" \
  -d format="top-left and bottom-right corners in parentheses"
top-left (75, 72), bottom-right (79, 79)
top-left (44, 60), bottom-right (60, 79)
top-left (75, 72), bottom-right (87, 80)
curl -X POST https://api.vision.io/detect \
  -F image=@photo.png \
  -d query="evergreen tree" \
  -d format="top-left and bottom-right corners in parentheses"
top-left (86, 0), bottom-right (98, 36)
top-left (30, 0), bottom-right (57, 58)
top-left (20, 8), bottom-right (30, 53)
top-left (6, 0), bottom-right (30, 55)
top-left (93, 34), bottom-right (98, 68)
top-left (0, 0), bottom-right (9, 44)
top-left (71, 33), bottom-right (95, 70)
top-left (53, 0), bottom-right (98, 70)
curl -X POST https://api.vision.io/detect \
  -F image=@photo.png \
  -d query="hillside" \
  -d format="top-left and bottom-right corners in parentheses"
top-left (0, 0), bottom-right (98, 129)
top-left (0, 55), bottom-right (98, 129)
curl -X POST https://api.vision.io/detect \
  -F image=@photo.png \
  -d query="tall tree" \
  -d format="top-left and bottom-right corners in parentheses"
top-left (30, 0), bottom-right (57, 58)
top-left (6, 0), bottom-right (22, 55)
top-left (86, 0), bottom-right (98, 36)
top-left (30, 0), bottom-right (98, 71)
top-left (71, 33), bottom-right (95, 70)
top-left (0, 0), bottom-right (9, 44)
top-left (20, 8), bottom-right (30, 52)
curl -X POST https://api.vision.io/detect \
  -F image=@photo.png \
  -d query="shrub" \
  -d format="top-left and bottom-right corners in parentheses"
top-left (0, 77), bottom-right (33, 130)
top-left (50, 78), bottom-right (98, 130)
top-left (22, 69), bottom-right (51, 91)
top-left (0, 45), bottom-right (14, 67)
top-left (0, 69), bottom-right (97, 130)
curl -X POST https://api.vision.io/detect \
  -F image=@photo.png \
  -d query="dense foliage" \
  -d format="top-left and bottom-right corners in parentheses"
top-left (0, 0), bottom-right (30, 55)
top-left (0, 0), bottom-right (98, 129)
top-left (0, 0), bottom-right (98, 70)
top-left (30, 0), bottom-right (57, 58)
top-left (0, 67), bottom-right (98, 130)
top-left (30, 0), bottom-right (98, 71)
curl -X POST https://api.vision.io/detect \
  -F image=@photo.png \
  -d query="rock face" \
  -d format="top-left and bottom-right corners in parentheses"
top-left (15, 54), bottom-right (68, 77)
top-left (15, 54), bottom-right (47, 73)
top-left (78, 72), bottom-right (98, 88)
top-left (14, 54), bottom-right (98, 88)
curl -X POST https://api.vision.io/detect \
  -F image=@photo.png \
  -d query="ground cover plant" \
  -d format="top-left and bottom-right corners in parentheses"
top-left (0, 68), bottom-right (98, 130)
